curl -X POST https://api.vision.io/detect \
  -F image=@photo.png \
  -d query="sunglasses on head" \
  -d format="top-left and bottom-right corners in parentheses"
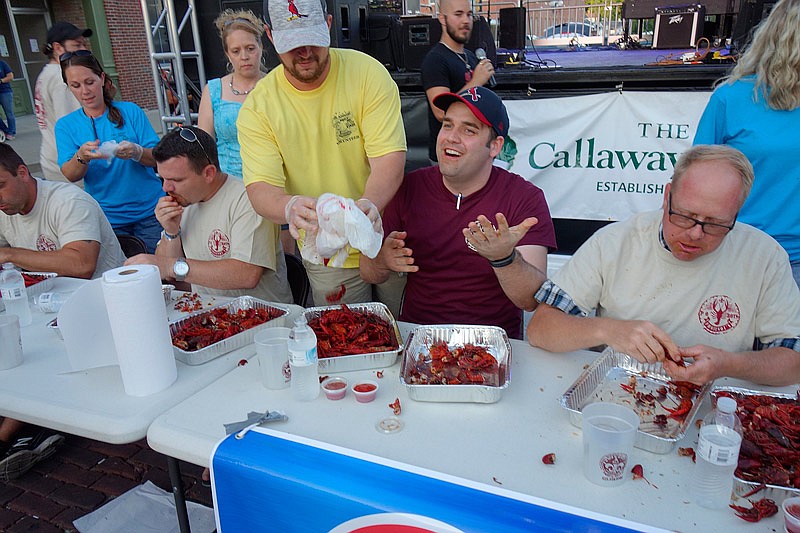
top-left (59, 49), bottom-right (94, 62)
top-left (178, 127), bottom-right (212, 166)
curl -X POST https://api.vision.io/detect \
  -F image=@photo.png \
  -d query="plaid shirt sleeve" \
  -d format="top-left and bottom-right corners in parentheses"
top-left (534, 280), bottom-right (587, 316)
top-left (754, 337), bottom-right (800, 352)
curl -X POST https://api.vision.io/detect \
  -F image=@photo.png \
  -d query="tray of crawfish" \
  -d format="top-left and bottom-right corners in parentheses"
top-left (400, 325), bottom-right (511, 403)
top-left (710, 386), bottom-right (800, 503)
top-left (169, 296), bottom-right (289, 365)
top-left (304, 303), bottom-right (402, 372)
top-left (560, 347), bottom-right (711, 454)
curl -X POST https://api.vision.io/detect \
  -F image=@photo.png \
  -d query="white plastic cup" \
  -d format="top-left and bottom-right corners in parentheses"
top-left (255, 327), bottom-right (291, 390)
top-left (784, 496), bottom-right (800, 533)
top-left (0, 315), bottom-right (23, 370)
top-left (582, 402), bottom-right (639, 487)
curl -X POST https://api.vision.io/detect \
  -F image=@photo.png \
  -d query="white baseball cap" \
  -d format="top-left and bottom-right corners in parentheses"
top-left (264, 0), bottom-right (331, 54)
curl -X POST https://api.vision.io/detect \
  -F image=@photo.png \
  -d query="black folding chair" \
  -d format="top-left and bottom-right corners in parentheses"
top-left (116, 233), bottom-right (148, 258)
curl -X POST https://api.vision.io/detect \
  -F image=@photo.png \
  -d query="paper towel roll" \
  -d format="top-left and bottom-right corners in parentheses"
top-left (102, 265), bottom-right (177, 396)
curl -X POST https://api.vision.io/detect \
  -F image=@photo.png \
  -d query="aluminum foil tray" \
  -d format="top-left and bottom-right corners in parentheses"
top-left (560, 347), bottom-right (711, 454)
top-left (24, 272), bottom-right (57, 297)
top-left (400, 325), bottom-right (511, 403)
top-left (711, 386), bottom-right (800, 504)
top-left (304, 302), bottom-right (402, 372)
top-left (169, 296), bottom-right (289, 365)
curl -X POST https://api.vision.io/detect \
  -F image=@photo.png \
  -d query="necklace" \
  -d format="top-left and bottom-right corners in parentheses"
top-left (441, 42), bottom-right (470, 70)
top-left (229, 75), bottom-right (258, 96)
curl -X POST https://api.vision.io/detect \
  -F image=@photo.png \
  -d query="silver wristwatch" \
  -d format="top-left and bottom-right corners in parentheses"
top-left (173, 258), bottom-right (189, 282)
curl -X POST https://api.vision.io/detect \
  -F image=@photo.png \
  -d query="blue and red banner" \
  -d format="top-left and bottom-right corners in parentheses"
top-left (211, 428), bottom-right (663, 532)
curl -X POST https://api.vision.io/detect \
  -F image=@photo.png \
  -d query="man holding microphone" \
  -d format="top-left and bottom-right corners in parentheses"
top-left (421, 0), bottom-right (496, 164)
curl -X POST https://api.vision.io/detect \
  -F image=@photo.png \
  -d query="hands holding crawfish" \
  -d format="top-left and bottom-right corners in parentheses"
top-left (155, 194), bottom-right (184, 239)
top-left (663, 344), bottom-right (726, 385)
top-left (604, 318), bottom-right (682, 366)
top-left (462, 213), bottom-right (538, 262)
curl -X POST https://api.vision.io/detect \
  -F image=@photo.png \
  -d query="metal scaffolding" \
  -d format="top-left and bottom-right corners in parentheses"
top-left (140, 0), bottom-right (207, 134)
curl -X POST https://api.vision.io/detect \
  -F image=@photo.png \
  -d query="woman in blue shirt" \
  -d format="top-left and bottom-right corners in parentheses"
top-left (694, 0), bottom-right (800, 286)
top-left (56, 51), bottom-right (163, 253)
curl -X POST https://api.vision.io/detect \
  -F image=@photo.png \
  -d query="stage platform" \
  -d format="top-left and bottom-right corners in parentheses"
top-left (392, 45), bottom-right (735, 95)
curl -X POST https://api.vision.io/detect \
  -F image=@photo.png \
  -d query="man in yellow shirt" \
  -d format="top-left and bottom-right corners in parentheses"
top-left (238, 0), bottom-right (406, 306)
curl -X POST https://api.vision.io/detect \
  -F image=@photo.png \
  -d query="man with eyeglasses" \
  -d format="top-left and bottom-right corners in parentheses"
top-left (125, 126), bottom-right (292, 304)
top-left (422, 0), bottom-right (495, 164)
top-left (34, 22), bottom-right (91, 184)
top-left (238, 0), bottom-right (406, 308)
top-left (527, 145), bottom-right (800, 386)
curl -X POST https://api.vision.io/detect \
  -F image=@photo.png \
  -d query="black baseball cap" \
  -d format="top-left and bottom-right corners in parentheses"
top-left (433, 87), bottom-right (510, 137)
top-left (47, 22), bottom-right (92, 44)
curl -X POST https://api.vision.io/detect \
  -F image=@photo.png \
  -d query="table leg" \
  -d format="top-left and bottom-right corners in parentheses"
top-left (168, 456), bottom-right (192, 533)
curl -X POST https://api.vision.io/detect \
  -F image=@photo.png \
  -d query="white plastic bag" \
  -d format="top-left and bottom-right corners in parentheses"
top-left (301, 193), bottom-right (383, 267)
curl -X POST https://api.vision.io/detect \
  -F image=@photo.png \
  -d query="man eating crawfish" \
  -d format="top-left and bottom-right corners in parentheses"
top-left (528, 144), bottom-right (800, 386)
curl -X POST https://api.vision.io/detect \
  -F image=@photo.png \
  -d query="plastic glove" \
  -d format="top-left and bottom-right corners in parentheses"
top-left (355, 198), bottom-right (382, 233)
top-left (117, 141), bottom-right (144, 162)
top-left (284, 195), bottom-right (303, 239)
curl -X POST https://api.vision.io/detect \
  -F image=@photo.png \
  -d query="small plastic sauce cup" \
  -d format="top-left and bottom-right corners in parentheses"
top-left (321, 377), bottom-right (348, 400)
top-left (352, 380), bottom-right (379, 403)
top-left (784, 496), bottom-right (800, 533)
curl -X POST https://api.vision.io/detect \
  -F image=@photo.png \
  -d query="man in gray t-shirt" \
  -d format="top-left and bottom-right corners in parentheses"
top-left (0, 143), bottom-right (125, 278)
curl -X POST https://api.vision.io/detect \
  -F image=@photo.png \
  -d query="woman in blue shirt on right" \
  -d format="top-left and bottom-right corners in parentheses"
top-left (694, 0), bottom-right (800, 286)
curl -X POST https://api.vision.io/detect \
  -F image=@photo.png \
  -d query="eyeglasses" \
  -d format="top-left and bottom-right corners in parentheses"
top-left (667, 193), bottom-right (736, 236)
top-left (178, 127), bottom-right (212, 166)
top-left (59, 49), bottom-right (94, 62)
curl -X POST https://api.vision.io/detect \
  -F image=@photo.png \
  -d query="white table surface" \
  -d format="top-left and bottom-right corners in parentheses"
top-left (147, 322), bottom-right (795, 532)
top-left (0, 277), bottom-right (303, 444)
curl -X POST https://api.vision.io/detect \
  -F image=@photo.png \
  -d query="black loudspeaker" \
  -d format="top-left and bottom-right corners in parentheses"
top-left (400, 15), bottom-right (438, 71)
top-left (466, 16), bottom-right (497, 64)
top-left (732, 0), bottom-right (777, 50)
top-left (652, 4), bottom-right (705, 48)
top-left (365, 13), bottom-right (403, 70)
top-left (498, 7), bottom-right (526, 50)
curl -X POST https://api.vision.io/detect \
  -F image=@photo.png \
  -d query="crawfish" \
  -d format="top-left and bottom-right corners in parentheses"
top-left (729, 498), bottom-right (778, 522)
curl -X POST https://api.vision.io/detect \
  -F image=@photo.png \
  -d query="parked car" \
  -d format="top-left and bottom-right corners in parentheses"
top-left (541, 21), bottom-right (599, 39)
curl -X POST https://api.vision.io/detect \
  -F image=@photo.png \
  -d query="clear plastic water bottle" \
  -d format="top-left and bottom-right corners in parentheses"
top-left (288, 316), bottom-right (319, 401)
top-left (691, 396), bottom-right (742, 508)
top-left (0, 263), bottom-right (32, 326)
top-left (33, 292), bottom-right (70, 313)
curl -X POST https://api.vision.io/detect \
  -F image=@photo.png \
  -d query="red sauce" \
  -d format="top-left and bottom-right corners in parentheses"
top-left (354, 383), bottom-right (377, 393)
top-left (788, 503), bottom-right (800, 519)
top-left (324, 381), bottom-right (346, 390)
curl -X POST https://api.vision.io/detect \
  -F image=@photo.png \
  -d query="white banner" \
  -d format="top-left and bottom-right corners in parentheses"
top-left (502, 91), bottom-right (712, 221)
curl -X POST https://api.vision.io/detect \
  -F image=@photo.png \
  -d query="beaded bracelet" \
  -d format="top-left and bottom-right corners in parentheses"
top-left (489, 249), bottom-right (516, 268)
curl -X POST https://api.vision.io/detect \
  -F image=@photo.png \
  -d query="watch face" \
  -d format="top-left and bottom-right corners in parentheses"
top-left (174, 259), bottom-right (189, 277)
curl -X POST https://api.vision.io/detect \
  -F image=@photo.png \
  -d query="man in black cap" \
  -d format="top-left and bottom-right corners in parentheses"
top-left (360, 87), bottom-right (556, 339)
top-left (34, 22), bottom-right (92, 183)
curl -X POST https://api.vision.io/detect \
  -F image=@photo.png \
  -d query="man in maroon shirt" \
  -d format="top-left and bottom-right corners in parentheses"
top-left (360, 87), bottom-right (556, 338)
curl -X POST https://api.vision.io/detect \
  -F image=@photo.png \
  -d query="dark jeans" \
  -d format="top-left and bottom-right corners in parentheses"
top-left (0, 91), bottom-right (16, 136)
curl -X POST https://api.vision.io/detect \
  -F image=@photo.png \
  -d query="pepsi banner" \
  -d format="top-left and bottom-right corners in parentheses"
top-left (211, 428), bottom-right (665, 532)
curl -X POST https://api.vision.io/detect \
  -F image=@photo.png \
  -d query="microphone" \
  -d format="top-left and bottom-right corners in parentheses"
top-left (475, 48), bottom-right (497, 88)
